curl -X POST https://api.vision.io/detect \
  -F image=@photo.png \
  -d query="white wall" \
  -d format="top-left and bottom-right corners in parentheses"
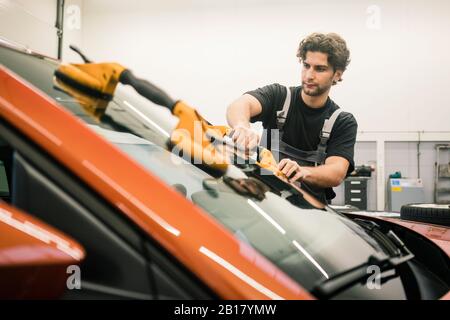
top-left (0, 0), bottom-right (58, 57)
top-left (79, 0), bottom-right (450, 132)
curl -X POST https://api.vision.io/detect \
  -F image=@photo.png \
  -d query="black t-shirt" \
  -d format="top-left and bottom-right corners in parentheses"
top-left (246, 83), bottom-right (358, 201)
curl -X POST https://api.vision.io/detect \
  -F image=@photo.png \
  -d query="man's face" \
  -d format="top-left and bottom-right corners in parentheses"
top-left (301, 51), bottom-right (342, 97)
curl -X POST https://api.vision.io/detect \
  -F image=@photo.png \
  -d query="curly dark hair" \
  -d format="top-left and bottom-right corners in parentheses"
top-left (297, 33), bottom-right (350, 72)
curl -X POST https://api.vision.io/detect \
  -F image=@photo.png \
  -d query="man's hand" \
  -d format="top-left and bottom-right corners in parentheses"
top-left (278, 158), bottom-right (311, 182)
top-left (278, 156), bottom-right (349, 188)
top-left (230, 124), bottom-right (260, 156)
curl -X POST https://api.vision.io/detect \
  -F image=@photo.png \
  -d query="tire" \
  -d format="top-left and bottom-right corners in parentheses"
top-left (400, 203), bottom-right (450, 226)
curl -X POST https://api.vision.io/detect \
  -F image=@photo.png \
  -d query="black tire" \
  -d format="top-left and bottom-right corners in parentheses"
top-left (400, 203), bottom-right (450, 226)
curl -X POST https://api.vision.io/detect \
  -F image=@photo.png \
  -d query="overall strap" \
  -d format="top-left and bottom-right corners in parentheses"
top-left (322, 108), bottom-right (343, 139)
top-left (267, 86), bottom-right (343, 166)
top-left (316, 108), bottom-right (343, 164)
top-left (275, 86), bottom-right (291, 130)
top-left (265, 85), bottom-right (290, 150)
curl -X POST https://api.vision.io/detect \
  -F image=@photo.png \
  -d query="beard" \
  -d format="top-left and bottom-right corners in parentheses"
top-left (301, 82), bottom-right (331, 97)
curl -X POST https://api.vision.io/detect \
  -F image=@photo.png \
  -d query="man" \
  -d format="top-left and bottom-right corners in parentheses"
top-left (226, 32), bottom-right (357, 203)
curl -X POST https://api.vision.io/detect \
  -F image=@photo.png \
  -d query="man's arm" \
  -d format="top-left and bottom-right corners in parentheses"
top-left (227, 93), bottom-right (262, 128)
top-left (278, 156), bottom-right (349, 188)
top-left (226, 94), bottom-right (263, 150)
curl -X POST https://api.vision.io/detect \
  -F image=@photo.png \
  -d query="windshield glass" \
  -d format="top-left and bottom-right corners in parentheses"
top-left (1, 46), bottom-right (386, 291)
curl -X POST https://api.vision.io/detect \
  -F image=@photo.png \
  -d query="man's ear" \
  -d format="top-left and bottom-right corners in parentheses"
top-left (332, 70), bottom-right (343, 85)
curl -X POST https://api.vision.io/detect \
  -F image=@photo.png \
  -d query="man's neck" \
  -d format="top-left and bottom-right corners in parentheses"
top-left (301, 89), bottom-right (330, 109)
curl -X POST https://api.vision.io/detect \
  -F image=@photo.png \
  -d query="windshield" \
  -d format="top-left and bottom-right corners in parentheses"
top-left (1, 46), bottom-right (388, 291)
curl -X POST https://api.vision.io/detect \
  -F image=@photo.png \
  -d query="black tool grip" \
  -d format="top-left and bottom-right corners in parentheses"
top-left (119, 69), bottom-right (177, 111)
top-left (69, 45), bottom-right (93, 63)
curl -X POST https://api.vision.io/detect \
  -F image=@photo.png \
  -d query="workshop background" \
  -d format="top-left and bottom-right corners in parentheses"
top-left (1, 0), bottom-right (449, 211)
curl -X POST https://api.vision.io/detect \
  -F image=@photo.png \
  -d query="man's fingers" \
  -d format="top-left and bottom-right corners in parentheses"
top-left (230, 128), bottom-right (260, 157)
top-left (281, 160), bottom-right (296, 175)
top-left (286, 166), bottom-right (297, 179)
top-left (235, 130), bottom-right (249, 146)
top-left (281, 163), bottom-right (294, 176)
top-left (249, 135), bottom-right (259, 148)
top-left (290, 171), bottom-right (304, 183)
top-left (278, 159), bottom-right (288, 170)
top-left (232, 128), bottom-right (247, 142)
top-left (278, 159), bottom-right (304, 180)
top-left (243, 133), bottom-right (258, 146)
top-left (231, 127), bottom-right (260, 149)
top-left (232, 129), bottom-right (245, 142)
top-left (236, 134), bottom-right (246, 147)
top-left (244, 136), bottom-right (258, 155)
top-left (245, 135), bottom-right (252, 148)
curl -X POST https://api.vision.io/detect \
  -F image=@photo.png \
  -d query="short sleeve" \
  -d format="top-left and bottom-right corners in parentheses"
top-left (325, 112), bottom-right (358, 175)
top-left (245, 83), bottom-right (286, 128)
